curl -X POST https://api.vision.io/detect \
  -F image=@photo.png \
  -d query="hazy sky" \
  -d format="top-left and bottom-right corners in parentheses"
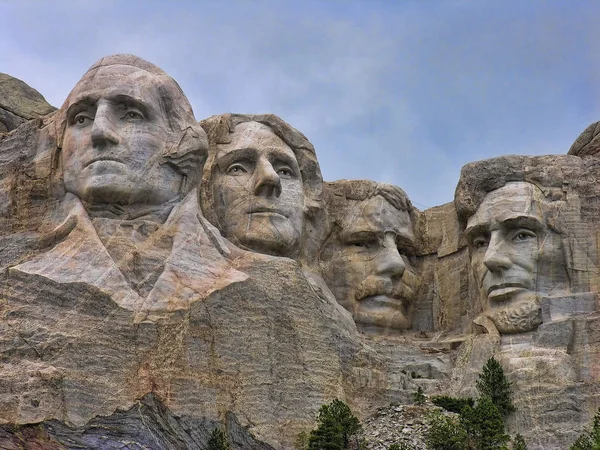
top-left (1, 0), bottom-right (598, 209)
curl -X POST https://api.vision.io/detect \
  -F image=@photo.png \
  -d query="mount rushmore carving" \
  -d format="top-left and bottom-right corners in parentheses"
top-left (1, 54), bottom-right (600, 449)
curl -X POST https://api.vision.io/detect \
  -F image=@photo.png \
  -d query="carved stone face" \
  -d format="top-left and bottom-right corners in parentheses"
top-left (465, 181), bottom-right (568, 333)
top-left (211, 121), bottom-right (305, 257)
top-left (61, 64), bottom-right (183, 207)
top-left (321, 195), bottom-right (417, 332)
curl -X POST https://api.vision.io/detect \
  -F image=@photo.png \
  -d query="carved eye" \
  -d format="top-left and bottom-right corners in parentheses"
top-left (473, 237), bottom-right (488, 249)
top-left (227, 164), bottom-right (247, 175)
top-left (73, 113), bottom-right (92, 126)
top-left (123, 111), bottom-right (144, 121)
top-left (513, 230), bottom-right (536, 242)
top-left (277, 168), bottom-right (293, 179)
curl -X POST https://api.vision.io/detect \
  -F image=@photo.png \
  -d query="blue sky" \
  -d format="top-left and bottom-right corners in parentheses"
top-left (1, 0), bottom-right (598, 209)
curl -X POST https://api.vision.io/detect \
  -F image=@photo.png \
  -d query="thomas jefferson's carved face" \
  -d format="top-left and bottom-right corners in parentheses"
top-left (61, 65), bottom-right (183, 207)
top-left (321, 195), bottom-right (418, 333)
top-left (466, 182), bottom-right (568, 333)
top-left (211, 121), bottom-right (305, 257)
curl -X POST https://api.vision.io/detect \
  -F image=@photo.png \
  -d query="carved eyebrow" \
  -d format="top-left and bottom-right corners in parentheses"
top-left (500, 216), bottom-right (545, 232)
top-left (216, 147), bottom-right (258, 168)
top-left (65, 94), bottom-right (153, 122)
top-left (396, 233), bottom-right (416, 250)
top-left (266, 148), bottom-right (299, 170)
top-left (464, 223), bottom-right (488, 240)
top-left (109, 94), bottom-right (151, 118)
top-left (342, 230), bottom-right (379, 242)
top-left (465, 215), bottom-right (546, 239)
top-left (66, 96), bottom-right (98, 121)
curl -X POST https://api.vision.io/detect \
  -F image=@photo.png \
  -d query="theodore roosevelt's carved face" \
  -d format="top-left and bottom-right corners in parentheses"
top-left (321, 195), bottom-right (418, 333)
top-left (465, 182), bottom-right (568, 333)
top-left (211, 121), bottom-right (305, 257)
top-left (62, 64), bottom-right (182, 207)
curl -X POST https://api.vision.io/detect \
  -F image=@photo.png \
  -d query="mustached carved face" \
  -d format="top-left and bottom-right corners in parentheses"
top-left (320, 195), bottom-right (418, 333)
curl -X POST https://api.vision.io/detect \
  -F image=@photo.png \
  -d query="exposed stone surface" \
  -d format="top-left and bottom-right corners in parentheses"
top-left (0, 73), bottom-right (55, 134)
top-left (1, 55), bottom-right (600, 450)
top-left (360, 403), bottom-right (453, 450)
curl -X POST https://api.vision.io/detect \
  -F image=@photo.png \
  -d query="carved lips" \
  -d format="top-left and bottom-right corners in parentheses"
top-left (247, 206), bottom-right (287, 218)
top-left (486, 283), bottom-right (529, 301)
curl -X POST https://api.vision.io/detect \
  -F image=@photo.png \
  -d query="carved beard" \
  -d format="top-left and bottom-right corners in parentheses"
top-left (486, 297), bottom-right (542, 334)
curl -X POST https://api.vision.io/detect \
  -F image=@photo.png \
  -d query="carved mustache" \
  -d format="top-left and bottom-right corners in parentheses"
top-left (355, 278), bottom-right (415, 304)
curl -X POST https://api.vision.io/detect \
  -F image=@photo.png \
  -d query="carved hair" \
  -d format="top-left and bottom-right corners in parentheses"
top-left (323, 179), bottom-right (417, 230)
top-left (454, 155), bottom-right (567, 233)
top-left (54, 54), bottom-right (208, 186)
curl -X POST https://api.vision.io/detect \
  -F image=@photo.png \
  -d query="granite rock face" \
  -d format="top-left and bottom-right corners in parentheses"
top-left (1, 55), bottom-right (600, 450)
top-left (0, 73), bottom-right (55, 134)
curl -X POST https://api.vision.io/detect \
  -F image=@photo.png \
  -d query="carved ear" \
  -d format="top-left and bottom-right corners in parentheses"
top-left (164, 126), bottom-right (209, 176)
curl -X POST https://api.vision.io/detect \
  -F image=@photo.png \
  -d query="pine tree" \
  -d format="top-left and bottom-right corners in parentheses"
top-left (414, 386), bottom-right (426, 405)
top-left (308, 399), bottom-right (361, 450)
top-left (512, 433), bottom-right (527, 450)
top-left (569, 407), bottom-right (600, 450)
top-left (476, 357), bottom-right (515, 417)
top-left (425, 411), bottom-right (469, 450)
top-left (206, 427), bottom-right (229, 450)
top-left (461, 397), bottom-right (509, 450)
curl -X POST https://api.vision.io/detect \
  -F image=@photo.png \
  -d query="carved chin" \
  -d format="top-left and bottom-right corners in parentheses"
top-left (353, 306), bottom-right (412, 331)
top-left (487, 299), bottom-right (542, 334)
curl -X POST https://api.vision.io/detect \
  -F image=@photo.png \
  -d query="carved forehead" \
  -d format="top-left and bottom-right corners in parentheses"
top-left (466, 181), bottom-right (547, 231)
top-left (224, 122), bottom-right (292, 150)
top-left (216, 121), bottom-right (297, 164)
top-left (340, 196), bottom-right (414, 239)
top-left (65, 64), bottom-right (162, 109)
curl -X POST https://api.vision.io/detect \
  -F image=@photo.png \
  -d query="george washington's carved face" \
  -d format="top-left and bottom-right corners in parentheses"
top-left (211, 121), bottom-right (305, 257)
top-left (321, 195), bottom-right (418, 333)
top-left (62, 64), bottom-right (183, 207)
top-left (466, 182), bottom-right (568, 333)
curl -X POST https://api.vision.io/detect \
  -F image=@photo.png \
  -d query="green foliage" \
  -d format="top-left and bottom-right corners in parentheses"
top-left (426, 411), bottom-right (469, 450)
top-left (569, 408), bottom-right (600, 450)
top-left (206, 427), bottom-right (229, 450)
top-left (460, 397), bottom-right (509, 450)
top-left (414, 386), bottom-right (426, 405)
top-left (308, 399), bottom-right (362, 450)
top-left (512, 433), bottom-right (527, 450)
top-left (296, 431), bottom-right (310, 450)
top-left (476, 357), bottom-right (515, 417)
top-left (431, 396), bottom-right (475, 414)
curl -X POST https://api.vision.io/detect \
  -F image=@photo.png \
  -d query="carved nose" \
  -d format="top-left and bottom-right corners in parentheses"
top-left (253, 159), bottom-right (281, 197)
top-left (483, 234), bottom-right (511, 272)
top-left (375, 246), bottom-right (406, 279)
top-left (91, 108), bottom-right (120, 147)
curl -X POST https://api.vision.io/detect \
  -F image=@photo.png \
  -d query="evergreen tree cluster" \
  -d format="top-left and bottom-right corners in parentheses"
top-left (297, 399), bottom-right (362, 450)
top-left (426, 357), bottom-right (523, 450)
top-left (206, 427), bottom-right (229, 450)
top-left (569, 408), bottom-right (600, 450)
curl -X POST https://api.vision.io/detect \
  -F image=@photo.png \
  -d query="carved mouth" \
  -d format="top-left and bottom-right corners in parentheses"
top-left (85, 157), bottom-right (125, 167)
top-left (248, 207), bottom-right (287, 217)
top-left (487, 283), bottom-right (528, 300)
top-left (359, 294), bottom-right (404, 309)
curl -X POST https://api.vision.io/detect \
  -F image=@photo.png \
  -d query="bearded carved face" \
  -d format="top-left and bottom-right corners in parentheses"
top-left (465, 182), bottom-right (569, 334)
top-left (320, 195), bottom-right (419, 333)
